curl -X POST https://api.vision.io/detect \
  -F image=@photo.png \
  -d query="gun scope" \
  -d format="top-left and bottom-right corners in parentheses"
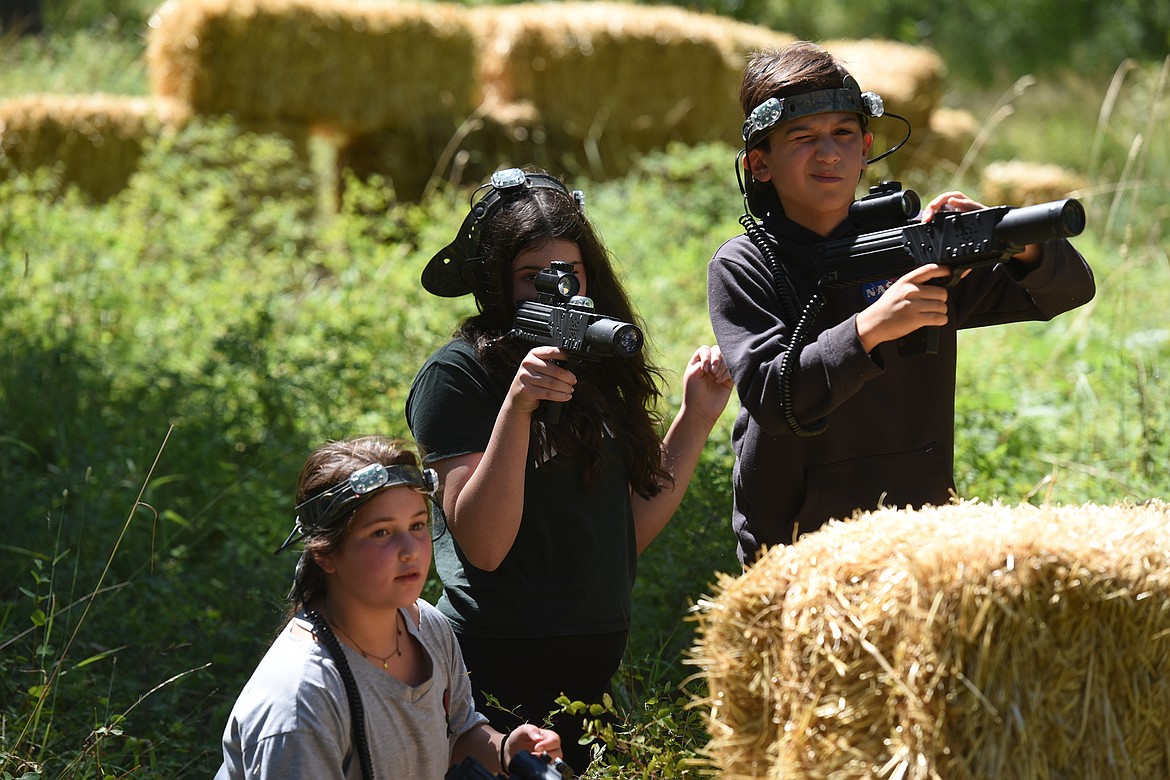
top-left (534, 261), bottom-right (581, 301)
top-left (849, 182), bottom-right (921, 229)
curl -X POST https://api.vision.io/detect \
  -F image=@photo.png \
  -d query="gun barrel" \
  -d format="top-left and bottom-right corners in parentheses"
top-left (993, 198), bottom-right (1085, 246)
top-left (586, 317), bottom-right (644, 357)
top-left (511, 302), bottom-right (644, 359)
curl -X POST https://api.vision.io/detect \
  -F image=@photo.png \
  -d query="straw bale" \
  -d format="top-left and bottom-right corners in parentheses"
top-left (146, 0), bottom-right (478, 133)
top-left (333, 98), bottom-right (565, 201)
top-left (824, 39), bottom-right (945, 176)
top-left (692, 500), bottom-right (1170, 780)
top-left (900, 106), bottom-right (978, 173)
top-left (334, 122), bottom-right (454, 203)
top-left (439, 101), bottom-right (568, 188)
top-left (468, 2), bottom-right (793, 176)
top-left (980, 160), bottom-right (1089, 206)
top-left (0, 94), bottom-right (191, 201)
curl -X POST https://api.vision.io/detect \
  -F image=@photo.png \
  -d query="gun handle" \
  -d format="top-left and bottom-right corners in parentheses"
top-left (897, 326), bottom-right (940, 356)
top-left (537, 357), bottom-right (575, 425)
top-left (538, 400), bottom-right (564, 425)
top-left (897, 269), bottom-right (960, 356)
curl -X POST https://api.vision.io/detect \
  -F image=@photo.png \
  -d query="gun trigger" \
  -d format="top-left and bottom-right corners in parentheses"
top-left (942, 268), bottom-right (964, 288)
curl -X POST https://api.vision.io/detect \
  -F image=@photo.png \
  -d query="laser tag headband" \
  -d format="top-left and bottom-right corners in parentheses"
top-left (421, 168), bottom-right (585, 298)
top-left (737, 75), bottom-right (911, 217)
top-left (741, 75), bottom-right (910, 164)
top-left (274, 463), bottom-right (440, 554)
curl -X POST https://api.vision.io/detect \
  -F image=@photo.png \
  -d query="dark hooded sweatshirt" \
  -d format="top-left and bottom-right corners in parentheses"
top-left (708, 206), bottom-right (1095, 565)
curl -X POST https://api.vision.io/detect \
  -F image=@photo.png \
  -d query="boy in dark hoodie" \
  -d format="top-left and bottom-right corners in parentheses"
top-left (707, 41), bottom-right (1095, 566)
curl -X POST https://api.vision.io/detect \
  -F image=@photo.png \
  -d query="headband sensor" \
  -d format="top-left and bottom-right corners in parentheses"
top-left (274, 463), bottom-right (439, 554)
top-left (742, 75), bottom-right (885, 151)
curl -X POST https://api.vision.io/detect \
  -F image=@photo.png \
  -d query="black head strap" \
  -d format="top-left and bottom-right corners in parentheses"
top-left (421, 168), bottom-right (584, 298)
top-left (741, 75), bottom-right (885, 151)
top-left (274, 463), bottom-right (439, 554)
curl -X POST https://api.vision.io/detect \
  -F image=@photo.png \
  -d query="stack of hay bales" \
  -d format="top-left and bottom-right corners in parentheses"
top-left (146, 0), bottom-right (479, 200)
top-left (0, 0), bottom-right (956, 201)
top-left (465, 2), bottom-right (793, 179)
top-left (0, 94), bottom-right (190, 201)
top-left (692, 500), bottom-right (1170, 779)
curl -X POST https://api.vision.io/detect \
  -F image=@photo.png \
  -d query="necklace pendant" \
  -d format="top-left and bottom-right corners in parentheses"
top-left (382, 660), bottom-right (389, 670)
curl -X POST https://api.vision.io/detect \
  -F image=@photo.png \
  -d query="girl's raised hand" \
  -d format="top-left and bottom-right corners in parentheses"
top-left (682, 344), bottom-right (734, 423)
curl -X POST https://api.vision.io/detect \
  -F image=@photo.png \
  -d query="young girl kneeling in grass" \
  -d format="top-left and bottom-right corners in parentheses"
top-left (215, 434), bottom-right (561, 779)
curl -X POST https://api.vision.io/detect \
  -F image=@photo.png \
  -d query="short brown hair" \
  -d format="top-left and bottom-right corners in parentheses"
top-left (739, 41), bottom-right (859, 148)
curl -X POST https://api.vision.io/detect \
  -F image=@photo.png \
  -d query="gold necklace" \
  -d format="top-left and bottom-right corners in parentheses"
top-left (329, 612), bottom-right (403, 670)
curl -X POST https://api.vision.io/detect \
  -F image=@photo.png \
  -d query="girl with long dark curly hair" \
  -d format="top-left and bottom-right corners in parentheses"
top-left (406, 168), bottom-right (732, 769)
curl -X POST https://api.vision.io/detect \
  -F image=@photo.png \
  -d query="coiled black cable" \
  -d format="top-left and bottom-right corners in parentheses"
top-left (739, 213), bottom-right (830, 437)
top-left (305, 610), bottom-right (375, 780)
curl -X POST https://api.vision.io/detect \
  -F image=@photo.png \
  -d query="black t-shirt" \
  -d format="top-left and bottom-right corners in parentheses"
top-left (405, 339), bottom-right (637, 639)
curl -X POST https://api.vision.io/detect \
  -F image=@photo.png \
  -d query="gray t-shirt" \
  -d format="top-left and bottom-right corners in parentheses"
top-left (215, 600), bottom-right (488, 779)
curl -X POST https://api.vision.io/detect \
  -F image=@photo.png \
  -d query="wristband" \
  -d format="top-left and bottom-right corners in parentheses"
top-left (499, 729), bottom-right (512, 775)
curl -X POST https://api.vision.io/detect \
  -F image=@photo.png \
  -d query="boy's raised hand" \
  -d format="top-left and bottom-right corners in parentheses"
top-left (921, 190), bottom-right (1042, 264)
top-left (919, 190), bottom-right (986, 221)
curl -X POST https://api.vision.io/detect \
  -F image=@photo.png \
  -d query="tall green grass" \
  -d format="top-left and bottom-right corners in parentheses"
top-left (2, 11), bottom-right (1168, 779)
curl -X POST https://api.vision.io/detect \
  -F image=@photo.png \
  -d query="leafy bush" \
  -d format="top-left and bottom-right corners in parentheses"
top-left (0, 117), bottom-right (744, 777)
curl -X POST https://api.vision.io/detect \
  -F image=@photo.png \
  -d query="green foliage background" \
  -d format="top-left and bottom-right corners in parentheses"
top-left (1, 1), bottom-right (1168, 777)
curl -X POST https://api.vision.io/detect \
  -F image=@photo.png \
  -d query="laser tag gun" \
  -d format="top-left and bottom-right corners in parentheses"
top-left (815, 181), bottom-right (1087, 355)
top-left (446, 751), bottom-right (575, 780)
top-left (510, 260), bottom-right (644, 423)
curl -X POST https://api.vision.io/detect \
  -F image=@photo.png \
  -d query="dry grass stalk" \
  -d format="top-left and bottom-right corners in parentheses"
top-left (146, 0), bottom-right (478, 134)
top-left (690, 500), bottom-right (1170, 780)
top-left (0, 94), bottom-right (190, 200)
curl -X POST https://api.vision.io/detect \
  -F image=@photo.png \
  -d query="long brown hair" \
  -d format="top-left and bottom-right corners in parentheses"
top-left (455, 177), bottom-right (672, 498)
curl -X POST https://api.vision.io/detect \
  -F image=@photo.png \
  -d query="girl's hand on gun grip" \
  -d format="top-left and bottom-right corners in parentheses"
top-left (506, 346), bottom-right (576, 415)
